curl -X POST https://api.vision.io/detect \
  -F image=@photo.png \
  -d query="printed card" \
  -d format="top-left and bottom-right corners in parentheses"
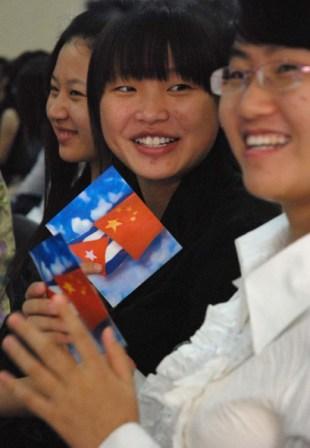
top-left (47, 166), bottom-right (182, 307)
top-left (30, 233), bottom-right (125, 350)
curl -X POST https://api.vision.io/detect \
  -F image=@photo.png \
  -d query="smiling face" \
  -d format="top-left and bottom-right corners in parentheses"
top-left (220, 43), bottom-right (310, 210)
top-left (47, 38), bottom-right (98, 176)
top-left (99, 71), bottom-right (219, 184)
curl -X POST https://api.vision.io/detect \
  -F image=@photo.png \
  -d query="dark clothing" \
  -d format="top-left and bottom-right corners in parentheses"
top-left (111, 140), bottom-right (280, 374)
top-left (0, 136), bottom-right (279, 447)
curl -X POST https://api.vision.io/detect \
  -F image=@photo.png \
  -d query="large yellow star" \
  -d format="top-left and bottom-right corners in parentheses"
top-left (62, 282), bottom-right (75, 294)
top-left (105, 219), bottom-right (122, 232)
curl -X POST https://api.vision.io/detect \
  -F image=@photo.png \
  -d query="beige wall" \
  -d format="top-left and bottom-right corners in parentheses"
top-left (0, 0), bottom-right (85, 59)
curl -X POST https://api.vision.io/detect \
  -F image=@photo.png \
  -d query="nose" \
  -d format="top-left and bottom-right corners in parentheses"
top-left (135, 93), bottom-right (169, 124)
top-left (47, 93), bottom-right (69, 121)
top-left (238, 79), bottom-right (278, 121)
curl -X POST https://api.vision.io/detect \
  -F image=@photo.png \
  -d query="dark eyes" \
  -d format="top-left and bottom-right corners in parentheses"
top-left (223, 68), bottom-right (247, 80)
top-left (225, 63), bottom-right (300, 80)
top-left (49, 84), bottom-right (59, 95)
top-left (275, 63), bottom-right (299, 74)
top-left (114, 86), bottom-right (136, 93)
top-left (48, 85), bottom-right (86, 98)
top-left (113, 83), bottom-right (193, 93)
top-left (69, 89), bottom-right (86, 97)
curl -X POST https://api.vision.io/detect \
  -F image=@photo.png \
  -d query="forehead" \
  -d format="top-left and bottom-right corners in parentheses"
top-left (230, 43), bottom-right (310, 64)
top-left (54, 39), bottom-right (91, 77)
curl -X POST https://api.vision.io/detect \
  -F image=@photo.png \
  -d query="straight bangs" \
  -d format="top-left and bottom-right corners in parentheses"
top-left (91, 5), bottom-right (233, 95)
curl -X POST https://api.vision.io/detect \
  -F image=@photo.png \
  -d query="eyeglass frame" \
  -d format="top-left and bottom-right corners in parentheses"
top-left (210, 61), bottom-right (310, 96)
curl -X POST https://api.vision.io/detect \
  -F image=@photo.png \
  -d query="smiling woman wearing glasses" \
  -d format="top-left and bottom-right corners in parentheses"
top-left (0, 0), bottom-right (310, 447)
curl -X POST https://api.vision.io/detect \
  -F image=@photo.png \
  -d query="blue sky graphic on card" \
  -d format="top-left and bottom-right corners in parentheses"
top-left (46, 166), bottom-right (182, 307)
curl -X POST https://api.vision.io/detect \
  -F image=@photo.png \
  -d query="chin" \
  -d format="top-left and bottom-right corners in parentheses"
top-left (242, 175), bottom-right (280, 203)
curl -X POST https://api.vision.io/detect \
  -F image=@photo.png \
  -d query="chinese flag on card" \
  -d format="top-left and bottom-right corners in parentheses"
top-left (55, 269), bottom-right (109, 330)
top-left (95, 192), bottom-right (163, 260)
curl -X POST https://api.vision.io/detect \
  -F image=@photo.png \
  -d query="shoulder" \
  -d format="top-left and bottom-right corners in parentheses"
top-left (0, 108), bottom-right (19, 134)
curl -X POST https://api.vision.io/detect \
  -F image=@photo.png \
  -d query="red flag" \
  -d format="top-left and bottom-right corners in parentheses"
top-left (95, 192), bottom-right (163, 260)
top-left (55, 268), bottom-right (109, 330)
top-left (69, 236), bottom-right (109, 275)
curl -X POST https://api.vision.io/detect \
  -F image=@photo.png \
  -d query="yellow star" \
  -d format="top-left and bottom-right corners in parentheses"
top-left (62, 282), bottom-right (75, 294)
top-left (105, 219), bottom-right (122, 232)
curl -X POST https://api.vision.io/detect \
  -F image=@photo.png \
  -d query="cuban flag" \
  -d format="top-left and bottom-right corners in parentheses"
top-left (69, 226), bottom-right (128, 276)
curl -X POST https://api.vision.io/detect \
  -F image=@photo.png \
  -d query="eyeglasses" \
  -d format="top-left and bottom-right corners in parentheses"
top-left (210, 61), bottom-right (310, 96)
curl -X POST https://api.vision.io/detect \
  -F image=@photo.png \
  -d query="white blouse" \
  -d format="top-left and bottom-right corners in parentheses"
top-left (102, 215), bottom-right (310, 448)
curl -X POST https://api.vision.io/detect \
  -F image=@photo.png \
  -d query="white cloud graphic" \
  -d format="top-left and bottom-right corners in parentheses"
top-left (79, 191), bottom-right (91, 203)
top-left (108, 192), bottom-right (123, 203)
top-left (91, 198), bottom-right (113, 220)
top-left (71, 217), bottom-right (92, 235)
top-left (50, 257), bottom-right (65, 276)
top-left (39, 261), bottom-right (53, 282)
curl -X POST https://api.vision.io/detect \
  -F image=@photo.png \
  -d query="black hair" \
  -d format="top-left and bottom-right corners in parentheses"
top-left (6, 3), bottom-right (136, 309)
top-left (14, 52), bottom-right (49, 142)
top-left (43, 2), bottom-right (138, 224)
top-left (237, 0), bottom-right (310, 49)
top-left (88, 0), bottom-right (238, 164)
top-left (1, 50), bottom-right (47, 110)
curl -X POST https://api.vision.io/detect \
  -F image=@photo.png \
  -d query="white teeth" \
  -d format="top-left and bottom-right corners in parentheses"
top-left (134, 136), bottom-right (176, 147)
top-left (246, 134), bottom-right (289, 148)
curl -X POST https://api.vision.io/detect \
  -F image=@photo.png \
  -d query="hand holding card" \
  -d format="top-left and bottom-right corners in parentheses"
top-left (30, 233), bottom-right (125, 350)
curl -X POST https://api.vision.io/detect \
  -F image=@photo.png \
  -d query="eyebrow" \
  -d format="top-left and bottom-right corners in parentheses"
top-left (51, 74), bottom-right (86, 86)
top-left (229, 44), bottom-right (287, 60)
top-left (229, 47), bottom-right (248, 59)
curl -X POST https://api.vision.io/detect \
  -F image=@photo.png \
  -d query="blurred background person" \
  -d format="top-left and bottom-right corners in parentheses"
top-left (0, 51), bottom-right (48, 189)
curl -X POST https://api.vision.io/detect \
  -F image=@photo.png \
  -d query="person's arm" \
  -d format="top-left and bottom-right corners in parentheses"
top-left (0, 109), bottom-right (19, 165)
top-left (0, 296), bottom-right (141, 448)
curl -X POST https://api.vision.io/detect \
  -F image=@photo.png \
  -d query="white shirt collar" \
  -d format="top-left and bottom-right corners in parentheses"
top-left (235, 214), bottom-right (310, 354)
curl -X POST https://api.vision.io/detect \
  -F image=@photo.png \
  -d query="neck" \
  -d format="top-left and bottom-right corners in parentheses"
top-left (90, 161), bottom-right (101, 181)
top-left (137, 177), bottom-right (180, 219)
top-left (284, 199), bottom-right (310, 242)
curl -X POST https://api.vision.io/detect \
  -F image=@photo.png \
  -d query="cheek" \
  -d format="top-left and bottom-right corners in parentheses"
top-left (286, 94), bottom-right (310, 135)
top-left (100, 99), bottom-right (120, 139)
top-left (219, 100), bottom-right (237, 138)
top-left (46, 98), bottom-right (53, 120)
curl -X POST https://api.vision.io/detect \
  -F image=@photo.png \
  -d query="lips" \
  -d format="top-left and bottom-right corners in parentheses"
top-left (131, 133), bottom-right (180, 156)
top-left (54, 126), bottom-right (77, 144)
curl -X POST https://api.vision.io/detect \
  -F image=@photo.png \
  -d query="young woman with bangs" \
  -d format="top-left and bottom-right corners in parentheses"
top-left (1, 0), bottom-right (310, 447)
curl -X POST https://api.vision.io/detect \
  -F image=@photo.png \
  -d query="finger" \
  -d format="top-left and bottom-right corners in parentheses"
top-left (46, 332), bottom-right (73, 345)
top-left (102, 327), bottom-right (134, 382)
top-left (81, 262), bottom-right (103, 275)
top-left (0, 371), bottom-right (54, 422)
top-left (25, 282), bottom-right (47, 299)
top-left (26, 315), bottom-right (68, 333)
top-left (22, 298), bottom-right (52, 317)
top-left (5, 313), bottom-right (76, 378)
top-left (1, 336), bottom-right (59, 395)
top-left (51, 296), bottom-right (100, 362)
